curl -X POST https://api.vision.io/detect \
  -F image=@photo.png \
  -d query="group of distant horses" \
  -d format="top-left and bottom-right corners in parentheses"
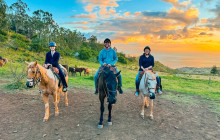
top-left (25, 61), bottom-right (160, 129)
top-left (62, 65), bottom-right (89, 76)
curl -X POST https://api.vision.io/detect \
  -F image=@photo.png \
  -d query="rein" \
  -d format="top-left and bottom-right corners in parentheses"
top-left (27, 67), bottom-right (41, 87)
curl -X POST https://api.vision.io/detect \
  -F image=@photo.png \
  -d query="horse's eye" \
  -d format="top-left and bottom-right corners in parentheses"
top-left (32, 71), bottom-right (35, 74)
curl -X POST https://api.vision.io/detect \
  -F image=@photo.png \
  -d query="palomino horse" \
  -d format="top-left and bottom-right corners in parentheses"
top-left (97, 66), bottom-right (120, 129)
top-left (0, 58), bottom-right (8, 67)
top-left (25, 61), bottom-right (68, 122)
top-left (139, 70), bottom-right (158, 120)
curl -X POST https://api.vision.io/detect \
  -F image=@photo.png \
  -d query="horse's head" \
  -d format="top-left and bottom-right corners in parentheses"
top-left (102, 66), bottom-right (120, 96)
top-left (145, 71), bottom-right (158, 99)
top-left (25, 61), bottom-right (41, 88)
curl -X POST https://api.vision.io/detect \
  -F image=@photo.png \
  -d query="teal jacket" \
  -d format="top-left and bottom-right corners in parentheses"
top-left (98, 47), bottom-right (118, 66)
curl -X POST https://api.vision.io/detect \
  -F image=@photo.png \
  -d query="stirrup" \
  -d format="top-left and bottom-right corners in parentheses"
top-left (134, 91), bottom-right (139, 96)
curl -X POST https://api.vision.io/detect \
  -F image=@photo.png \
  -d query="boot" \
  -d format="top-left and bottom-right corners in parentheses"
top-left (134, 89), bottom-right (139, 96)
top-left (117, 86), bottom-right (123, 94)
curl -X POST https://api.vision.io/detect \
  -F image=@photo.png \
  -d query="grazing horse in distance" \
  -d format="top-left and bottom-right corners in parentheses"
top-left (69, 67), bottom-right (76, 76)
top-left (75, 67), bottom-right (85, 76)
top-left (25, 61), bottom-right (69, 122)
top-left (97, 66), bottom-right (121, 129)
top-left (84, 68), bottom-right (89, 76)
top-left (139, 70), bottom-right (158, 120)
top-left (0, 58), bottom-right (8, 67)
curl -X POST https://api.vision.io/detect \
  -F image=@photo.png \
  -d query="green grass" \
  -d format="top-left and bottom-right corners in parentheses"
top-left (161, 75), bottom-right (220, 100)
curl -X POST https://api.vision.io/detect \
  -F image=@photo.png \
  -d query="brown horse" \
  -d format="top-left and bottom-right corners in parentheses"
top-left (25, 61), bottom-right (68, 122)
top-left (0, 58), bottom-right (8, 67)
top-left (97, 66), bottom-right (120, 129)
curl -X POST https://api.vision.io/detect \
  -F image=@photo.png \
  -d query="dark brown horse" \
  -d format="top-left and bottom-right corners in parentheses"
top-left (97, 66), bottom-right (120, 129)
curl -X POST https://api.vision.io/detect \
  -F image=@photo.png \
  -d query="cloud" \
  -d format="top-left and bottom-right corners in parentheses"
top-left (69, 13), bottom-right (97, 19)
top-left (207, 3), bottom-right (220, 29)
top-left (162, 0), bottom-right (191, 8)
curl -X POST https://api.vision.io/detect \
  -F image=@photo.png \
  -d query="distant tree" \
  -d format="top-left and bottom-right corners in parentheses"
top-left (210, 65), bottom-right (218, 75)
top-left (0, 0), bottom-right (7, 29)
top-left (9, 0), bottom-right (29, 33)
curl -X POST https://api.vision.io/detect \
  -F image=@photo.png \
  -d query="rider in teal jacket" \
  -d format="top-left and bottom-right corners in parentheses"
top-left (94, 38), bottom-right (123, 94)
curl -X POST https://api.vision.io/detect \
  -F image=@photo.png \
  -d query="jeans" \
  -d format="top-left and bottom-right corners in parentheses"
top-left (57, 66), bottom-right (67, 87)
top-left (94, 67), bottom-right (122, 89)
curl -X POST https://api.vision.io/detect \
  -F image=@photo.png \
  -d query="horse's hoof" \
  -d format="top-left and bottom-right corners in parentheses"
top-left (43, 118), bottom-right (48, 122)
top-left (140, 113), bottom-right (144, 119)
top-left (65, 103), bottom-right (69, 107)
top-left (55, 112), bottom-right (59, 116)
top-left (149, 115), bottom-right (153, 120)
top-left (98, 124), bottom-right (103, 129)
top-left (145, 105), bottom-right (149, 108)
top-left (107, 121), bottom-right (112, 126)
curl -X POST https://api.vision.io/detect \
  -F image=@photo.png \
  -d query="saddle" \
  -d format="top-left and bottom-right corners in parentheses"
top-left (44, 64), bottom-right (67, 87)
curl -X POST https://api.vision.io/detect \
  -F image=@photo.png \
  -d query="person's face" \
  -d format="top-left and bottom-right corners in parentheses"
top-left (145, 49), bottom-right (150, 55)
top-left (50, 46), bottom-right (56, 51)
top-left (104, 42), bottom-right (111, 50)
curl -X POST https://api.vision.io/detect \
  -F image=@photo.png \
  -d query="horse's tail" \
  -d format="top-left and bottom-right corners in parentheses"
top-left (2, 58), bottom-right (8, 64)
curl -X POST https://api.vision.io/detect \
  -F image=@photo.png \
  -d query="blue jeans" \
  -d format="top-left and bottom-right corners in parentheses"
top-left (135, 71), bottom-right (142, 90)
top-left (94, 67), bottom-right (122, 89)
top-left (57, 66), bottom-right (67, 87)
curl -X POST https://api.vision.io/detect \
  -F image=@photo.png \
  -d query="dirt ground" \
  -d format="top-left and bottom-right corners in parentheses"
top-left (0, 88), bottom-right (219, 140)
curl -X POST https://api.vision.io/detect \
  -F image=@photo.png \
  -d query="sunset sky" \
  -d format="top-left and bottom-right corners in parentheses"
top-left (5, 0), bottom-right (220, 68)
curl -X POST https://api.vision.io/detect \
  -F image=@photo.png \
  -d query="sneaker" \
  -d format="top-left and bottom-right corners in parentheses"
top-left (118, 86), bottom-right (123, 94)
top-left (134, 91), bottom-right (139, 96)
top-left (158, 89), bottom-right (163, 94)
top-left (63, 87), bottom-right (67, 92)
top-left (94, 89), bottom-right (98, 95)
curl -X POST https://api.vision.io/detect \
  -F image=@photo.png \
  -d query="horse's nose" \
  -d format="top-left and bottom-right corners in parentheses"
top-left (26, 81), bottom-right (33, 88)
top-left (150, 93), bottom-right (155, 99)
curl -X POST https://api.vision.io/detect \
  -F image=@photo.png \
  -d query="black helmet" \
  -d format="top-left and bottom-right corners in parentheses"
top-left (144, 46), bottom-right (151, 51)
top-left (104, 38), bottom-right (111, 44)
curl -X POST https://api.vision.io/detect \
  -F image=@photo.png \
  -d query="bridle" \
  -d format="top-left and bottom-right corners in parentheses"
top-left (26, 67), bottom-right (41, 87)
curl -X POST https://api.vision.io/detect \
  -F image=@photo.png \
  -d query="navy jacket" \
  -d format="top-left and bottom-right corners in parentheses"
top-left (45, 51), bottom-right (60, 67)
top-left (139, 54), bottom-right (154, 71)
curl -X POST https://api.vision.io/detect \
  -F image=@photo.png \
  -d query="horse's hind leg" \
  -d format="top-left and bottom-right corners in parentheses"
top-left (57, 88), bottom-right (60, 104)
top-left (98, 100), bottom-right (104, 129)
top-left (53, 92), bottom-right (59, 116)
top-left (64, 91), bottom-right (68, 106)
top-left (107, 103), bottom-right (112, 126)
top-left (42, 94), bottom-right (49, 122)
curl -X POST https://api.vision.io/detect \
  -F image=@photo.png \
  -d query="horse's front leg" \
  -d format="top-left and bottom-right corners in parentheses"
top-left (42, 93), bottom-right (49, 122)
top-left (98, 100), bottom-right (104, 129)
top-left (140, 95), bottom-right (145, 119)
top-left (145, 97), bottom-right (149, 108)
top-left (107, 103), bottom-right (112, 126)
top-left (149, 99), bottom-right (154, 120)
top-left (53, 90), bottom-right (59, 116)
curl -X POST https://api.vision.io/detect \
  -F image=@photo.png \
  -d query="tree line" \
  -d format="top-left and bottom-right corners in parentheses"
top-left (0, 0), bottom-right (135, 64)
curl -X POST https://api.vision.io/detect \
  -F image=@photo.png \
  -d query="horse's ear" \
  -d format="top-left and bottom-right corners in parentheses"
top-left (34, 61), bottom-right (38, 66)
top-left (25, 61), bottom-right (29, 65)
top-left (115, 71), bottom-right (121, 77)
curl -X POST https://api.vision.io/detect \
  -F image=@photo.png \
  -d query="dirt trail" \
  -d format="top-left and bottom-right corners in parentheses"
top-left (0, 88), bottom-right (219, 140)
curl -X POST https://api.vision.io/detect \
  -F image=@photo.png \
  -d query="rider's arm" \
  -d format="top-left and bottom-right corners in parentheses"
top-left (98, 50), bottom-right (104, 66)
top-left (51, 52), bottom-right (60, 67)
top-left (110, 49), bottom-right (118, 66)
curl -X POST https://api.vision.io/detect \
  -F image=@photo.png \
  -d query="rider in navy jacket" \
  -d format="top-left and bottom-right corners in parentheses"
top-left (45, 42), bottom-right (68, 92)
